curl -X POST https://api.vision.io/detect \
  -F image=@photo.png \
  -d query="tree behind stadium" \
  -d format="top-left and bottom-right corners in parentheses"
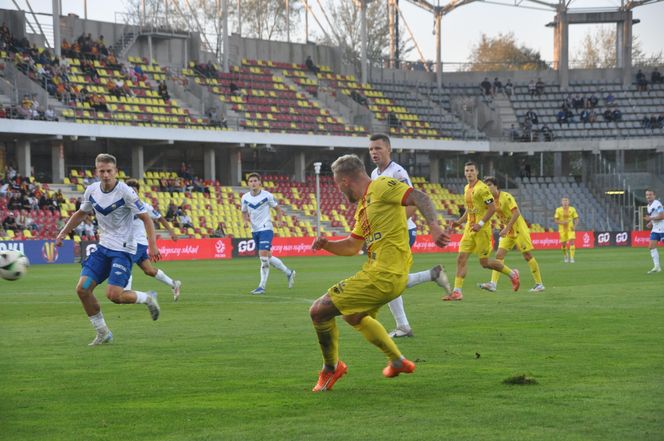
top-left (465, 32), bottom-right (548, 72)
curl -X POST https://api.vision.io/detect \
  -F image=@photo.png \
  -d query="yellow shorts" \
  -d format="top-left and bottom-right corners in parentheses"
top-left (498, 232), bottom-right (534, 253)
top-left (559, 230), bottom-right (576, 243)
top-left (327, 269), bottom-right (408, 316)
top-left (459, 227), bottom-right (492, 258)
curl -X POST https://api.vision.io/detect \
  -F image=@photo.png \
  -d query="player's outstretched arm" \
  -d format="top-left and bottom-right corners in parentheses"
top-left (55, 210), bottom-right (88, 246)
top-left (312, 235), bottom-right (364, 256)
top-left (404, 189), bottom-right (450, 248)
top-left (138, 212), bottom-right (161, 261)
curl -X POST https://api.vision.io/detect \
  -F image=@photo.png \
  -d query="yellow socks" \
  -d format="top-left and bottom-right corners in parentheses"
top-left (561, 245), bottom-right (568, 258)
top-left (570, 245), bottom-right (576, 260)
top-left (499, 262), bottom-right (513, 276)
top-left (528, 257), bottom-right (543, 284)
top-left (454, 276), bottom-right (465, 291)
top-left (313, 319), bottom-right (339, 369)
top-left (353, 315), bottom-right (401, 361)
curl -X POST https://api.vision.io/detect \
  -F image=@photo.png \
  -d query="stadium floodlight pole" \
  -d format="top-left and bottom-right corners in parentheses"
top-left (360, 0), bottom-right (368, 84)
top-left (314, 162), bottom-right (322, 236)
top-left (222, 0), bottom-right (229, 73)
top-left (52, 0), bottom-right (61, 57)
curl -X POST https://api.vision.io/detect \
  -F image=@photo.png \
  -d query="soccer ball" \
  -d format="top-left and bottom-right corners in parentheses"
top-left (0, 250), bottom-right (30, 281)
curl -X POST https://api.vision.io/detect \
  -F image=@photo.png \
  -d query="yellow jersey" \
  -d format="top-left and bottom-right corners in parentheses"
top-left (351, 176), bottom-right (413, 275)
top-left (554, 206), bottom-right (579, 232)
top-left (495, 191), bottom-right (530, 238)
top-left (463, 180), bottom-right (494, 231)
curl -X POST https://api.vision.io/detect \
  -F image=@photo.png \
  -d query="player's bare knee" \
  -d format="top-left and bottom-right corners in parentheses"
top-left (105, 286), bottom-right (123, 303)
top-left (144, 267), bottom-right (157, 277)
top-left (479, 258), bottom-right (492, 269)
top-left (523, 252), bottom-right (533, 261)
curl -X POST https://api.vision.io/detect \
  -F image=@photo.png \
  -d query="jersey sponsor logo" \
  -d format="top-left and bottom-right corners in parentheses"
top-left (387, 179), bottom-right (398, 187)
top-left (366, 231), bottom-right (383, 245)
top-left (112, 263), bottom-right (127, 272)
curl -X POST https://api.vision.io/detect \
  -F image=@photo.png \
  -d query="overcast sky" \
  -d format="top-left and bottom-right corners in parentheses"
top-left (11, 0), bottom-right (664, 68)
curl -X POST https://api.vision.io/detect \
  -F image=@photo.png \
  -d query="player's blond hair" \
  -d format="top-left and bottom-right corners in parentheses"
top-left (95, 153), bottom-right (117, 166)
top-left (331, 154), bottom-right (364, 177)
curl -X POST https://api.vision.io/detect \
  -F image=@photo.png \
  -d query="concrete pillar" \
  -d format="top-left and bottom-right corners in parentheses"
top-left (293, 151), bottom-right (306, 183)
top-left (204, 146), bottom-right (216, 181)
top-left (147, 35), bottom-right (153, 64)
top-left (553, 151), bottom-right (563, 177)
top-left (229, 147), bottom-right (242, 185)
top-left (434, 11), bottom-right (443, 89)
top-left (622, 11), bottom-right (633, 88)
top-left (132, 145), bottom-right (144, 179)
top-left (360, 0), bottom-right (368, 84)
top-left (51, 141), bottom-right (65, 183)
top-left (429, 154), bottom-right (440, 184)
top-left (556, 11), bottom-right (569, 90)
top-left (616, 150), bottom-right (625, 173)
top-left (16, 139), bottom-right (31, 177)
top-left (52, 0), bottom-right (61, 58)
top-left (616, 21), bottom-right (624, 68)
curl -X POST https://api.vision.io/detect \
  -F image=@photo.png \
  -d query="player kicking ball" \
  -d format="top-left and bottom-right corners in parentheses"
top-left (309, 154), bottom-right (450, 392)
top-left (477, 177), bottom-right (545, 293)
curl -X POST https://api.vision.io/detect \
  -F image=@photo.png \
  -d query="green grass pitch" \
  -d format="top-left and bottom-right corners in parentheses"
top-left (1, 248), bottom-right (663, 441)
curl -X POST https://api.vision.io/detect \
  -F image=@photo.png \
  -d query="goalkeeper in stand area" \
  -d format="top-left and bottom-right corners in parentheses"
top-left (309, 154), bottom-right (450, 392)
top-left (477, 176), bottom-right (545, 293)
top-left (442, 161), bottom-right (520, 301)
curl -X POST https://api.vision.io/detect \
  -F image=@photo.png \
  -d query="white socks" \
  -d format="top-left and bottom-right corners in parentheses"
top-left (387, 296), bottom-right (410, 330)
top-left (134, 291), bottom-right (149, 304)
top-left (155, 269), bottom-right (174, 287)
top-left (259, 256), bottom-right (270, 288)
top-left (89, 312), bottom-right (108, 333)
top-left (407, 269), bottom-right (432, 288)
top-left (651, 248), bottom-right (660, 268)
top-left (124, 275), bottom-right (133, 291)
top-left (269, 256), bottom-right (290, 275)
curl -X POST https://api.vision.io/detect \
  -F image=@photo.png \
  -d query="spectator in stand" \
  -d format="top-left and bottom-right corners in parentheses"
top-left (165, 202), bottom-right (178, 221)
top-left (525, 108), bottom-right (539, 125)
top-left (541, 125), bottom-right (554, 142)
top-left (504, 79), bottom-right (513, 98)
top-left (612, 109), bottom-right (622, 122)
top-left (350, 90), bottom-right (368, 106)
top-left (17, 210), bottom-right (38, 232)
top-left (211, 222), bottom-right (226, 238)
top-left (387, 112), bottom-right (401, 129)
top-left (177, 209), bottom-right (193, 229)
top-left (158, 81), bottom-right (170, 102)
top-left (572, 94), bottom-right (583, 110)
top-left (588, 109), bottom-right (598, 123)
top-left (604, 108), bottom-right (614, 122)
top-left (305, 55), bottom-right (320, 75)
top-left (2, 213), bottom-right (18, 232)
top-left (605, 92), bottom-right (616, 106)
top-left (636, 69), bottom-right (648, 91)
top-left (652, 68), bottom-right (663, 85)
top-left (556, 110), bottom-right (569, 126)
top-left (535, 78), bottom-right (545, 96)
top-left (528, 80), bottom-right (537, 96)
top-left (493, 78), bottom-right (503, 95)
top-left (580, 109), bottom-right (590, 123)
top-left (8, 192), bottom-right (22, 210)
top-left (480, 77), bottom-right (493, 98)
top-left (229, 81), bottom-right (240, 95)
top-left (44, 106), bottom-right (58, 121)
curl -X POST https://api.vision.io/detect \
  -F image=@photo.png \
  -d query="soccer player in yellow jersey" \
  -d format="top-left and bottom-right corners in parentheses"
top-left (309, 154), bottom-right (450, 392)
top-left (477, 177), bottom-right (545, 293)
top-left (442, 162), bottom-right (520, 301)
top-left (554, 197), bottom-right (579, 263)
